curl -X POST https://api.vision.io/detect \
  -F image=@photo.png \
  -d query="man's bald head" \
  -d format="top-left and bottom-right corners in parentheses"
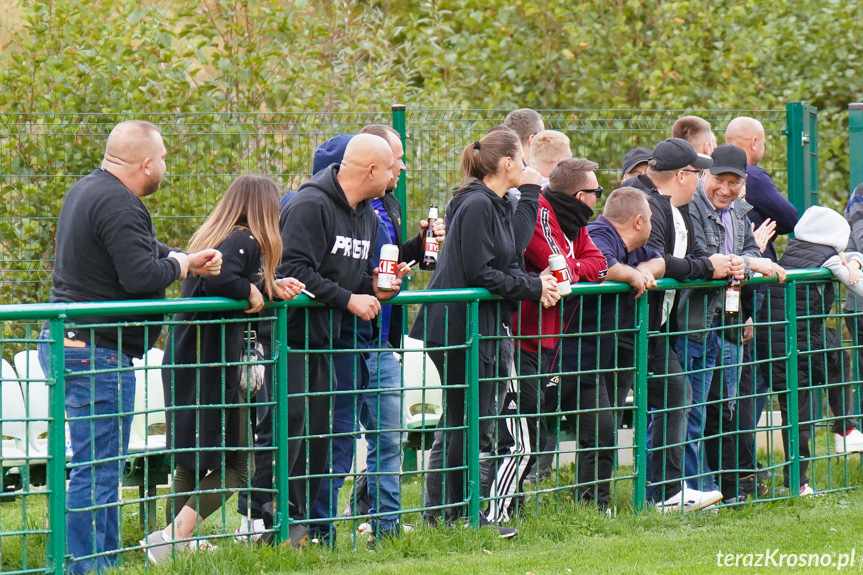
top-left (104, 120), bottom-right (162, 165)
top-left (725, 116), bottom-right (766, 166)
top-left (101, 120), bottom-right (167, 197)
top-left (337, 133), bottom-right (395, 206)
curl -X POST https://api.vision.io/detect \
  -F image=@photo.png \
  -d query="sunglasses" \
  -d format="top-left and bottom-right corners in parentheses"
top-left (680, 168), bottom-right (703, 176)
top-left (578, 186), bottom-right (604, 198)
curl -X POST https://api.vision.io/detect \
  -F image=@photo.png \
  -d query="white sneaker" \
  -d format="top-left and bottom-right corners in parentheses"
top-left (834, 429), bottom-right (863, 453)
top-left (234, 516), bottom-right (265, 542)
top-left (188, 539), bottom-right (218, 552)
top-left (800, 483), bottom-right (814, 497)
top-left (655, 487), bottom-right (723, 514)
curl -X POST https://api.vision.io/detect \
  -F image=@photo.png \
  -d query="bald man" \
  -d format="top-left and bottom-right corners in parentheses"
top-left (725, 116), bottom-right (799, 262)
top-left (277, 132), bottom-right (406, 545)
top-left (40, 120), bottom-right (221, 574)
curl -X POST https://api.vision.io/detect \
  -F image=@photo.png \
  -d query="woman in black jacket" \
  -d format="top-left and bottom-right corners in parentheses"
top-left (410, 127), bottom-right (559, 528)
top-left (144, 175), bottom-right (304, 563)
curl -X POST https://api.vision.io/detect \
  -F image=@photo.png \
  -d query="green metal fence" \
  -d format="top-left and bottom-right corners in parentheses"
top-left (2, 270), bottom-right (862, 573)
top-left (1, 107), bottom-right (792, 307)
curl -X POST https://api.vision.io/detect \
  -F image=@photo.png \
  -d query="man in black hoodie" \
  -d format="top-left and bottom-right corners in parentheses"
top-left (623, 137), bottom-right (733, 513)
top-left (277, 133), bottom-right (405, 544)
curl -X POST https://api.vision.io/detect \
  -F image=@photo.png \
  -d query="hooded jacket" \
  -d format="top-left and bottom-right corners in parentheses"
top-left (409, 179), bottom-right (543, 362)
top-left (514, 191), bottom-right (607, 353)
top-left (757, 207), bottom-right (863, 387)
top-left (278, 165), bottom-right (378, 346)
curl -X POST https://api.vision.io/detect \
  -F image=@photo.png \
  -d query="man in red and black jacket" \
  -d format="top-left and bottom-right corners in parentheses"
top-left (487, 157), bottom-right (607, 523)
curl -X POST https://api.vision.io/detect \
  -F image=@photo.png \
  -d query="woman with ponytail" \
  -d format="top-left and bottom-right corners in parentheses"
top-left (144, 175), bottom-right (304, 563)
top-left (410, 127), bottom-right (560, 533)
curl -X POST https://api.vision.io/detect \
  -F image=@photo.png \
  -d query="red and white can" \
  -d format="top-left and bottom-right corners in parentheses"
top-left (548, 253), bottom-right (572, 296)
top-left (377, 244), bottom-right (400, 291)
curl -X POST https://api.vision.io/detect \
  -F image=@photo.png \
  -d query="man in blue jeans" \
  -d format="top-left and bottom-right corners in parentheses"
top-left (308, 124), bottom-right (444, 542)
top-left (38, 120), bottom-right (221, 574)
top-left (677, 144), bottom-right (784, 499)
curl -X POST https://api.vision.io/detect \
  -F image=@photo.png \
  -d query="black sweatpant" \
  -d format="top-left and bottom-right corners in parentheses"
top-left (427, 348), bottom-right (495, 521)
top-left (285, 350), bottom-right (332, 521)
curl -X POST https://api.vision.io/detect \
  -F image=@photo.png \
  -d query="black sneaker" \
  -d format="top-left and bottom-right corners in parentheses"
top-left (478, 515), bottom-right (518, 539)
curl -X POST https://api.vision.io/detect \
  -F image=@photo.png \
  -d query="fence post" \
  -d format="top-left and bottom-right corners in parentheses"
top-left (465, 300), bottom-right (481, 526)
top-left (632, 293), bottom-right (649, 511)
top-left (46, 317), bottom-right (67, 574)
top-left (274, 304), bottom-right (291, 543)
top-left (391, 104), bottom-right (408, 242)
top-left (785, 102), bottom-right (819, 213)
top-left (849, 103), bottom-right (863, 195)
top-left (783, 279), bottom-right (801, 496)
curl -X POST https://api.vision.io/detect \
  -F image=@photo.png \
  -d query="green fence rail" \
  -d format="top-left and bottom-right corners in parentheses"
top-left (2, 268), bottom-right (862, 573)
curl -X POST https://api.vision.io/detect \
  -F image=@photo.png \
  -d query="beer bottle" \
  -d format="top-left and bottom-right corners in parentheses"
top-left (421, 202), bottom-right (439, 270)
top-left (725, 276), bottom-right (741, 316)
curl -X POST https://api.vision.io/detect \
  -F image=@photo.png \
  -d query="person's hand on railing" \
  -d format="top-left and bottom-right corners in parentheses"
top-left (371, 264), bottom-right (409, 302)
top-left (752, 219), bottom-right (777, 254)
top-left (709, 254), bottom-right (733, 279)
top-left (839, 252), bottom-right (862, 285)
top-left (347, 294), bottom-right (382, 320)
top-left (632, 269), bottom-right (658, 299)
top-left (245, 283), bottom-right (265, 314)
top-left (188, 249), bottom-right (223, 276)
top-left (538, 272), bottom-right (560, 308)
top-left (275, 277), bottom-right (305, 301)
top-left (771, 262), bottom-right (787, 283)
top-left (729, 255), bottom-right (746, 280)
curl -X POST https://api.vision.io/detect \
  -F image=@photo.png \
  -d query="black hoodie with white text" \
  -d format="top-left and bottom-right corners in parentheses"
top-left (278, 165), bottom-right (378, 346)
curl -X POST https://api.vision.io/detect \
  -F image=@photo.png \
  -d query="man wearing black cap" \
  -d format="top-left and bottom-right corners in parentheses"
top-left (678, 144), bottom-right (785, 503)
top-left (621, 146), bottom-right (652, 185)
top-left (623, 137), bottom-right (731, 513)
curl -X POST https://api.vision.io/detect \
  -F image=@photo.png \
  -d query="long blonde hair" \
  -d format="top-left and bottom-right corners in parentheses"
top-left (188, 175), bottom-right (282, 299)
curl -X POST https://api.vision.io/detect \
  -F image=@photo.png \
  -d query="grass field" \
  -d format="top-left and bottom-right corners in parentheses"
top-left (4, 453), bottom-right (863, 575)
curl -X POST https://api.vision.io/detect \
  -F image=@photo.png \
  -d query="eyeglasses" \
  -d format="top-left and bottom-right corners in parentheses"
top-left (680, 168), bottom-right (703, 177)
top-left (578, 186), bottom-right (603, 198)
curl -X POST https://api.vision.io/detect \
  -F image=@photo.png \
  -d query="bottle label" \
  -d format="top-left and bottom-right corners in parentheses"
top-left (377, 256), bottom-right (398, 290)
top-left (725, 288), bottom-right (740, 313)
top-left (424, 238), bottom-right (439, 257)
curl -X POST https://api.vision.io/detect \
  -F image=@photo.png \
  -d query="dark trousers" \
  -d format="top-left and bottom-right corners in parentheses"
top-left (427, 349), bottom-right (495, 520)
top-left (775, 346), bottom-right (858, 487)
top-left (237, 340), bottom-right (274, 520)
top-left (285, 350), bottom-right (331, 521)
top-left (646, 338), bottom-right (688, 501)
top-left (703, 360), bottom-right (753, 498)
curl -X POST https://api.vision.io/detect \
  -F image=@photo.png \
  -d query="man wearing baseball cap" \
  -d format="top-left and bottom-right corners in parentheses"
top-left (623, 137), bottom-right (733, 513)
top-left (620, 146), bottom-right (652, 184)
top-left (679, 144), bottom-right (785, 503)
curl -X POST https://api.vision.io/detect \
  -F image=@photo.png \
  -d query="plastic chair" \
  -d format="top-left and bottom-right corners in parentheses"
top-left (1, 359), bottom-right (30, 469)
top-left (13, 350), bottom-right (52, 457)
top-left (128, 348), bottom-right (166, 452)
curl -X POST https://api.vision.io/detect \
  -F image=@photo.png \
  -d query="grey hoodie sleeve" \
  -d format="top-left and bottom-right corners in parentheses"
top-left (825, 253), bottom-right (863, 298)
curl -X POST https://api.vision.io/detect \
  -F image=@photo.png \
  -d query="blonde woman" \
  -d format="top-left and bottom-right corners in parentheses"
top-left (144, 175), bottom-right (303, 563)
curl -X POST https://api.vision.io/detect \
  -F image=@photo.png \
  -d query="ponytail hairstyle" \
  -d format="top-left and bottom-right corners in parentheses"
top-left (188, 175), bottom-right (282, 299)
top-left (457, 126), bottom-right (521, 193)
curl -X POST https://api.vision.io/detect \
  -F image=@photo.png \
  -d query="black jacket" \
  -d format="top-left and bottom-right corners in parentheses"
top-left (162, 229), bottom-right (260, 469)
top-left (278, 165), bottom-right (378, 347)
top-left (50, 169), bottom-right (182, 358)
top-left (756, 239), bottom-right (837, 388)
top-left (409, 180), bottom-right (543, 362)
top-left (624, 174), bottom-right (715, 335)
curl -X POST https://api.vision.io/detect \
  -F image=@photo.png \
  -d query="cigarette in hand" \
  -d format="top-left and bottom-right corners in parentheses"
top-left (301, 288), bottom-right (315, 299)
top-left (403, 260), bottom-right (417, 270)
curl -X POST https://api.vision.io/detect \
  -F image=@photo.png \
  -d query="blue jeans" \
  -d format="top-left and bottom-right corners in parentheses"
top-left (38, 331), bottom-right (135, 575)
top-left (309, 343), bottom-right (404, 536)
top-left (677, 327), bottom-right (738, 492)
